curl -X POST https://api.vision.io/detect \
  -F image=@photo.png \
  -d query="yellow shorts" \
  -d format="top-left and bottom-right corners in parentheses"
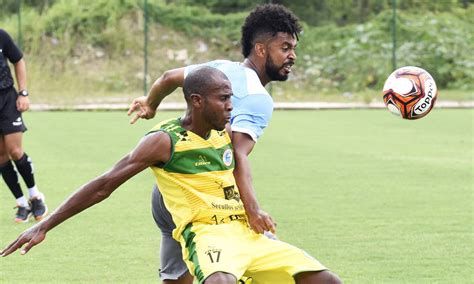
top-left (179, 220), bottom-right (327, 284)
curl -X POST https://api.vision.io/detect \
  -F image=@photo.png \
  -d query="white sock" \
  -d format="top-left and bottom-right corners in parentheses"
top-left (16, 196), bottom-right (29, 207)
top-left (28, 186), bottom-right (41, 199)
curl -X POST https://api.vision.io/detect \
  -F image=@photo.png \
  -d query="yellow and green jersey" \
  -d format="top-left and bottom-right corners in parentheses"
top-left (149, 118), bottom-right (246, 240)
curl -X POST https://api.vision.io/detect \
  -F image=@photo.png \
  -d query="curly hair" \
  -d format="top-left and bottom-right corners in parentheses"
top-left (241, 4), bottom-right (302, 58)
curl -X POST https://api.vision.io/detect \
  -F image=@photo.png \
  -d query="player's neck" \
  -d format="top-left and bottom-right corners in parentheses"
top-left (180, 114), bottom-right (211, 139)
top-left (242, 58), bottom-right (270, 86)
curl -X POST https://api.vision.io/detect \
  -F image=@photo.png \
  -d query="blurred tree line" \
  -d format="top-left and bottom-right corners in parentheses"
top-left (2, 0), bottom-right (473, 25)
top-left (1, 0), bottom-right (472, 97)
top-left (169, 0), bottom-right (472, 26)
top-left (0, 0), bottom-right (54, 16)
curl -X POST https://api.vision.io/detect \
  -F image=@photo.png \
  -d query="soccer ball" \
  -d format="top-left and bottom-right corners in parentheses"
top-left (382, 66), bottom-right (438, 120)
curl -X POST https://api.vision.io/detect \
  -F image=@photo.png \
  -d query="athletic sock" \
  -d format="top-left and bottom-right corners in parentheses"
top-left (0, 160), bottom-right (25, 199)
top-left (13, 153), bottom-right (36, 189)
top-left (28, 185), bottom-right (41, 199)
top-left (16, 196), bottom-right (29, 207)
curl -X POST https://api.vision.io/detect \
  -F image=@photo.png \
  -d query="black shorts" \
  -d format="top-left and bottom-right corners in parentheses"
top-left (0, 87), bottom-right (27, 135)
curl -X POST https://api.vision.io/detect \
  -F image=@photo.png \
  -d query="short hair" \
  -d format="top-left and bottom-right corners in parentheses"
top-left (241, 4), bottom-right (302, 58)
top-left (183, 66), bottom-right (229, 102)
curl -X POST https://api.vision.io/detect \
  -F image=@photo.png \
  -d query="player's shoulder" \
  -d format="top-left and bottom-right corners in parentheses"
top-left (148, 118), bottom-right (181, 134)
top-left (195, 59), bottom-right (236, 69)
top-left (241, 68), bottom-right (268, 96)
top-left (206, 60), bottom-right (242, 73)
top-left (208, 59), bottom-right (234, 65)
top-left (0, 29), bottom-right (9, 42)
top-left (0, 29), bottom-right (13, 40)
top-left (184, 60), bottom-right (234, 77)
top-left (220, 63), bottom-right (268, 97)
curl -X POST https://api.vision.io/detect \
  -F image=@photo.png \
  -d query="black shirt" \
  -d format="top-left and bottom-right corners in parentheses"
top-left (0, 29), bottom-right (23, 91)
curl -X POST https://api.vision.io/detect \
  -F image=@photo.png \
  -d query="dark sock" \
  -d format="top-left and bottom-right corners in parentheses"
top-left (14, 153), bottom-right (36, 188)
top-left (0, 160), bottom-right (24, 199)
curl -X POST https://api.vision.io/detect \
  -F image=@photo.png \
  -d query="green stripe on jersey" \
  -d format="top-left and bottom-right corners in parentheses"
top-left (164, 146), bottom-right (234, 174)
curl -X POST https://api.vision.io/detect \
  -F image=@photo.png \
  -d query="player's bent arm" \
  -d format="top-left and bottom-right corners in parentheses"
top-left (146, 67), bottom-right (185, 110)
top-left (128, 68), bottom-right (185, 123)
top-left (0, 132), bottom-right (171, 257)
top-left (232, 132), bottom-right (276, 234)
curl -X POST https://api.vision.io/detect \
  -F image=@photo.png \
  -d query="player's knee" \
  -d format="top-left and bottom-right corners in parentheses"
top-left (295, 270), bottom-right (342, 284)
top-left (324, 271), bottom-right (342, 284)
top-left (8, 148), bottom-right (24, 161)
top-left (204, 272), bottom-right (236, 284)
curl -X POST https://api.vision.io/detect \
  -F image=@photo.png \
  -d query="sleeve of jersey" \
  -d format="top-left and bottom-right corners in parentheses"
top-left (230, 94), bottom-right (273, 142)
top-left (1, 30), bottom-right (23, 63)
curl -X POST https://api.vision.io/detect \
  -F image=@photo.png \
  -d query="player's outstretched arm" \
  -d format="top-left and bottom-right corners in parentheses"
top-left (128, 68), bottom-right (185, 124)
top-left (232, 132), bottom-right (276, 234)
top-left (0, 132), bottom-right (171, 257)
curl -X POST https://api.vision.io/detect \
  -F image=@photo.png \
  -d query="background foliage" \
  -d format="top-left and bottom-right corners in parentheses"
top-left (0, 0), bottom-right (473, 104)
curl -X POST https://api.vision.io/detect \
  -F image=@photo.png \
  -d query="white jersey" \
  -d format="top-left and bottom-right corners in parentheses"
top-left (184, 60), bottom-right (273, 141)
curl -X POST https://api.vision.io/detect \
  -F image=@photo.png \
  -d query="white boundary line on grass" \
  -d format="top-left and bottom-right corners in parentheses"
top-left (30, 100), bottom-right (474, 111)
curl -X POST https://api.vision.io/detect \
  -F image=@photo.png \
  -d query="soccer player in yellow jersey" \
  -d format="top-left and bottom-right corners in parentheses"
top-left (1, 67), bottom-right (341, 284)
top-left (129, 5), bottom-right (299, 281)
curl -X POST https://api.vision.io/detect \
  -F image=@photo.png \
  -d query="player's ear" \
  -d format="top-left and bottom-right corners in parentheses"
top-left (254, 42), bottom-right (266, 58)
top-left (190, 93), bottom-right (202, 108)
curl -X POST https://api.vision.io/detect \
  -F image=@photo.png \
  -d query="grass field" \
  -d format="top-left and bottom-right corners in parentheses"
top-left (0, 109), bottom-right (472, 283)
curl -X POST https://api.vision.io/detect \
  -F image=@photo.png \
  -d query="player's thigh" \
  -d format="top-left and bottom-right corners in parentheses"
top-left (245, 236), bottom-right (327, 283)
top-left (294, 270), bottom-right (342, 284)
top-left (180, 222), bottom-right (251, 283)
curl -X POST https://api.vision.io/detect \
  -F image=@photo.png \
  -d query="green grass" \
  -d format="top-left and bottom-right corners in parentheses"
top-left (0, 109), bottom-right (472, 283)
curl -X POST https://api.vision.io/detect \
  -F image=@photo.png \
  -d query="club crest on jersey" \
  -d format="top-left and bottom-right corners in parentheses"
top-left (223, 185), bottom-right (240, 202)
top-left (222, 149), bottom-right (233, 166)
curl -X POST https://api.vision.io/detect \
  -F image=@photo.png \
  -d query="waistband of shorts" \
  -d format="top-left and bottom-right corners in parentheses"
top-left (0, 87), bottom-right (15, 95)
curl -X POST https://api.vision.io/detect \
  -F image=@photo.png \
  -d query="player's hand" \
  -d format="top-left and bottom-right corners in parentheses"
top-left (247, 209), bottom-right (276, 235)
top-left (0, 225), bottom-right (46, 257)
top-left (127, 96), bottom-right (156, 124)
top-left (16, 95), bottom-right (30, 112)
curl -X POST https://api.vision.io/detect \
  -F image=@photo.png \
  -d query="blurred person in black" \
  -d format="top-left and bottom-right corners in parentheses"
top-left (0, 29), bottom-right (47, 222)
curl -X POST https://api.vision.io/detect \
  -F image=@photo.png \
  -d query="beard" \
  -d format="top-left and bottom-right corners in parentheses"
top-left (265, 55), bottom-right (291, 81)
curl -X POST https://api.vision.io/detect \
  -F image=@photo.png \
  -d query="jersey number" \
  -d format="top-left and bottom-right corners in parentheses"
top-left (206, 250), bottom-right (221, 263)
